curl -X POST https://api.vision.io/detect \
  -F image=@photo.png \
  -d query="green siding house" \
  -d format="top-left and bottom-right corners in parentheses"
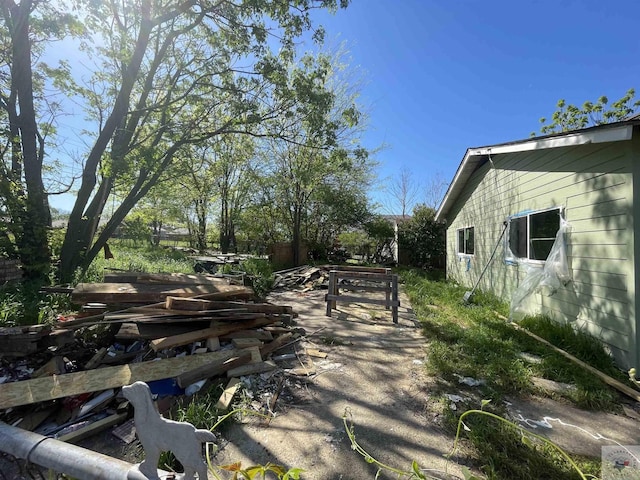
top-left (435, 119), bottom-right (640, 369)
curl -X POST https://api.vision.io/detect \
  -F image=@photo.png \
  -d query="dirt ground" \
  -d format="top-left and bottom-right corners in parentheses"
top-left (211, 289), bottom-right (464, 480)
top-left (7, 284), bottom-right (636, 479)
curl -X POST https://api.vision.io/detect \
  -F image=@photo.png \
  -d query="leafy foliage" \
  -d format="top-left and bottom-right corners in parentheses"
top-left (238, 257), bottom-right (274, 299)
top-left (0, 0), bottom-right (357, 282)
top-left (536, 88), bottom-right (640, 136)
top-left (397, 204), bottom-right (445, 268)
top-left (361, 215), bottom-right (395, 263)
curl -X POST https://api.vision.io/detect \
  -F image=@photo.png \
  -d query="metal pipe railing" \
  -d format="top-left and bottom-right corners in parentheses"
top-left (0, 421), bottom-right (169, 480)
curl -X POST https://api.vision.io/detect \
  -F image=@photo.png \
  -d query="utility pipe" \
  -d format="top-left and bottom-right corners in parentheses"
top-left (0, 421), bottom-right (170, 480)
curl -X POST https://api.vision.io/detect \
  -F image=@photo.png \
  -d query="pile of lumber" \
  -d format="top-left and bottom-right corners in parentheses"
top-left (272, 264), bottom-right (392, 291)
top-left (0, 325), bottom-right (75, 357)
top-left (273, 265), bottom-right (326, 290)
top-left (0, 272), bottom-right (301, 446)
top-left (72, 271), bottom-right (252, 305)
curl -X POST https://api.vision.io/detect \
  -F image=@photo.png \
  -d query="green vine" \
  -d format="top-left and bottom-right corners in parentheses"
top-left (446, 401), bottom-right (594, 479)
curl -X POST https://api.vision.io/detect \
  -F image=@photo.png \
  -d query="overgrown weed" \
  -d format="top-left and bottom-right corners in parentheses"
top-left (401, 268), bottom-right (624, 477)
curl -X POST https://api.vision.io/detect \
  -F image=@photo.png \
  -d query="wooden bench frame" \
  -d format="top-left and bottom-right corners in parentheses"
top-left (325, 269), bottom-right (400, 323)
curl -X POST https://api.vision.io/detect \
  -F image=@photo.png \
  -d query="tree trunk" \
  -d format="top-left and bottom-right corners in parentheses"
top-left (220, 195), bottom-right (230, 254)
top-left (292, 205), bottom-right (302, 266)
top-left (8, 0), bottom-right (51, 281)
top-left (58, 6), bottom-right (153, 283)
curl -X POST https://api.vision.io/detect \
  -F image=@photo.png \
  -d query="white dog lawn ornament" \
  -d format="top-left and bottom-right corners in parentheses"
top-left (122, 381), bottom-right (216, 480)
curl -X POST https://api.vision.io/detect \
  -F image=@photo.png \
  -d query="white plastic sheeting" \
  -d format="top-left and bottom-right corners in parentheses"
top-left (509, 219), bottom-right (572, 320)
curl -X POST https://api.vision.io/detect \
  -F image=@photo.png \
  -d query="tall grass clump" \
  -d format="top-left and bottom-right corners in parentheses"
top-left (239, 258), bottom-right (274, 299)
top-left (76, 244), bottom-right (195, 284)
top-left (400, 268), bottom-right (623, 477)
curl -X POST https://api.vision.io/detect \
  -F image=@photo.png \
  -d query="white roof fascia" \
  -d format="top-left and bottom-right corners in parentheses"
top-left (435, 125), bottom-right (634, 223)
top-left (435, 149), bottom-right (472, 220)
top-left (470, 124), bottom-right (633, 157)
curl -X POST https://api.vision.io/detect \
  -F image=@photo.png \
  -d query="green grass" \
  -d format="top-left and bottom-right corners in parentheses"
top-left (0, 244), bottom-right (196, 326)
top-left (239, 257), bottom-right (274, 300)
top-left (444, 409), bottom-right (601, 479)
top-left (77, 244), bottom-right (195, 283)
top-left (401, 268), bottom-right (624, 478)
top-left (0, 280), bottom-right (74, 326)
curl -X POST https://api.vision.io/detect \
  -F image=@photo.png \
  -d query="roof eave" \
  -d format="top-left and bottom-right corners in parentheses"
top-left (435, 123), bottom-right (635, 223)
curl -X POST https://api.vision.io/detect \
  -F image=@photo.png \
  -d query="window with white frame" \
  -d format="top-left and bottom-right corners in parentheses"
top-left (507, 208), bottom-right (562, 262)
top-left (457, 226), bottom-right (474, 255)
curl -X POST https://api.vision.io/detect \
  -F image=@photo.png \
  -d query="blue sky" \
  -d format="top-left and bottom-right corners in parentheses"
top-left (308, 0), bottom-right (640, 212)
top-left (49, 1), bottom-right (640, 214)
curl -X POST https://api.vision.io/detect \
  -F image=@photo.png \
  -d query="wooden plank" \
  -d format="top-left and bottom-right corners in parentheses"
top-left (116, 322), bottom-right (208, 341)
top-left (206, 336), bottom-right (220, 351)
top-left (0, 350), bottom-right (242, 409)
top-left (511, 323), bottom-right (640, 402)
top-left (72, 283), bottom-right (253, 304)
top-left (227, 360), bottom-right (276, 377)
top-left (150, 317), bottom-right (276, 351)
top-left (305, 348), bottom-right (327, 359)
top-left (59, 288), bottom-right (255, 329)
top-left (16, 406), bottom-right (57, 431)
top-left (175, 351), bottom-right (252, 388)
top-left (129, 307), bottom-right (248, 316)
top-left (220, 330), bottom-right (273, 341)
top-left (165, 297), bottom-right (292, 314)
top-left (109, 313), bottom-right (265, 325)
top-left (337, 284), bottom-right (392, 293)
top-left (232, 338), bottom-right (263, 349)
top-left (325, 294), bottom-right (400, 307)
top-left (215, 378), bottom-right (241, 411)
top-left (58, 412), bottom-right (128, 444)
top-left (324, 265), bottom-right (391, 274)
top-left (260, 333), bottom-right (294, 357)
top-left (84, 348), bottom-right (108, 370)
top-left (33, 356), bottom-right (66, 378)
top-left (240, 346), bottom-right (263, 363)
top-left (329, 271), bottom-right (393, 281)
top-left (105, 272), bottom-right (230, 286)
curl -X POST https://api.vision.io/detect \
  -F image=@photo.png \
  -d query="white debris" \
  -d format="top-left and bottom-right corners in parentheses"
top-left (454, 373), bottom-right (485, 387)
top-left (444, 394), bottom-right (464, 403)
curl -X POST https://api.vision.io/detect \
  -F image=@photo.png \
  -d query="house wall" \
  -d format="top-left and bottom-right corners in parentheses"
top-left (444, 135), bottom-right (637, 368)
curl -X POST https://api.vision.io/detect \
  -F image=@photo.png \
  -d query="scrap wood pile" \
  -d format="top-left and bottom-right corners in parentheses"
top-left (273, 264), bottom-right (391, 291)
top-left (0, 271), bottom-right (321, 450)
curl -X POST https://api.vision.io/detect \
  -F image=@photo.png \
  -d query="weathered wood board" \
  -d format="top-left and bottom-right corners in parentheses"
top-left (71, 283), bottom-right (252, 304)
top-left (260, 333), bottom-right (294, 357)
top-left (0, 350), bottom-right (242, 409)
top-left (150, 317), bottom-right (276, 351)
top-left (215, 378), bottom-right (242, 411)
top-left (57, 412), bottom-right (128, 444)
top-left (227, 360), bottom-right (276, 377)
top-left (165, 296), bottom-right (292, 314)
top-left (115, 322), bottom-right (209, 341)
top-left (175, 351), bottom-right (252, 388)
top-left (104, 272), bottom-right (230, 286)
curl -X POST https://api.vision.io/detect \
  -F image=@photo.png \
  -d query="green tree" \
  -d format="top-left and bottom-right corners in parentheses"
top-left (212, 135), bottom-right (256, 254)
top-left (536, 88), bottom-right (640, 136)
top-left (362, 216), bottom-right (394, 264)
top-left (58, 0), bottom-right (352, 282)
top-left (0, 0), bottom-right (82, 280)
top-left (263, 50), bottom-right (372, 265)
top-left (0, 0), bottom-right (351, 282)
top-left (397, 204), bottom-right (445, 268)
